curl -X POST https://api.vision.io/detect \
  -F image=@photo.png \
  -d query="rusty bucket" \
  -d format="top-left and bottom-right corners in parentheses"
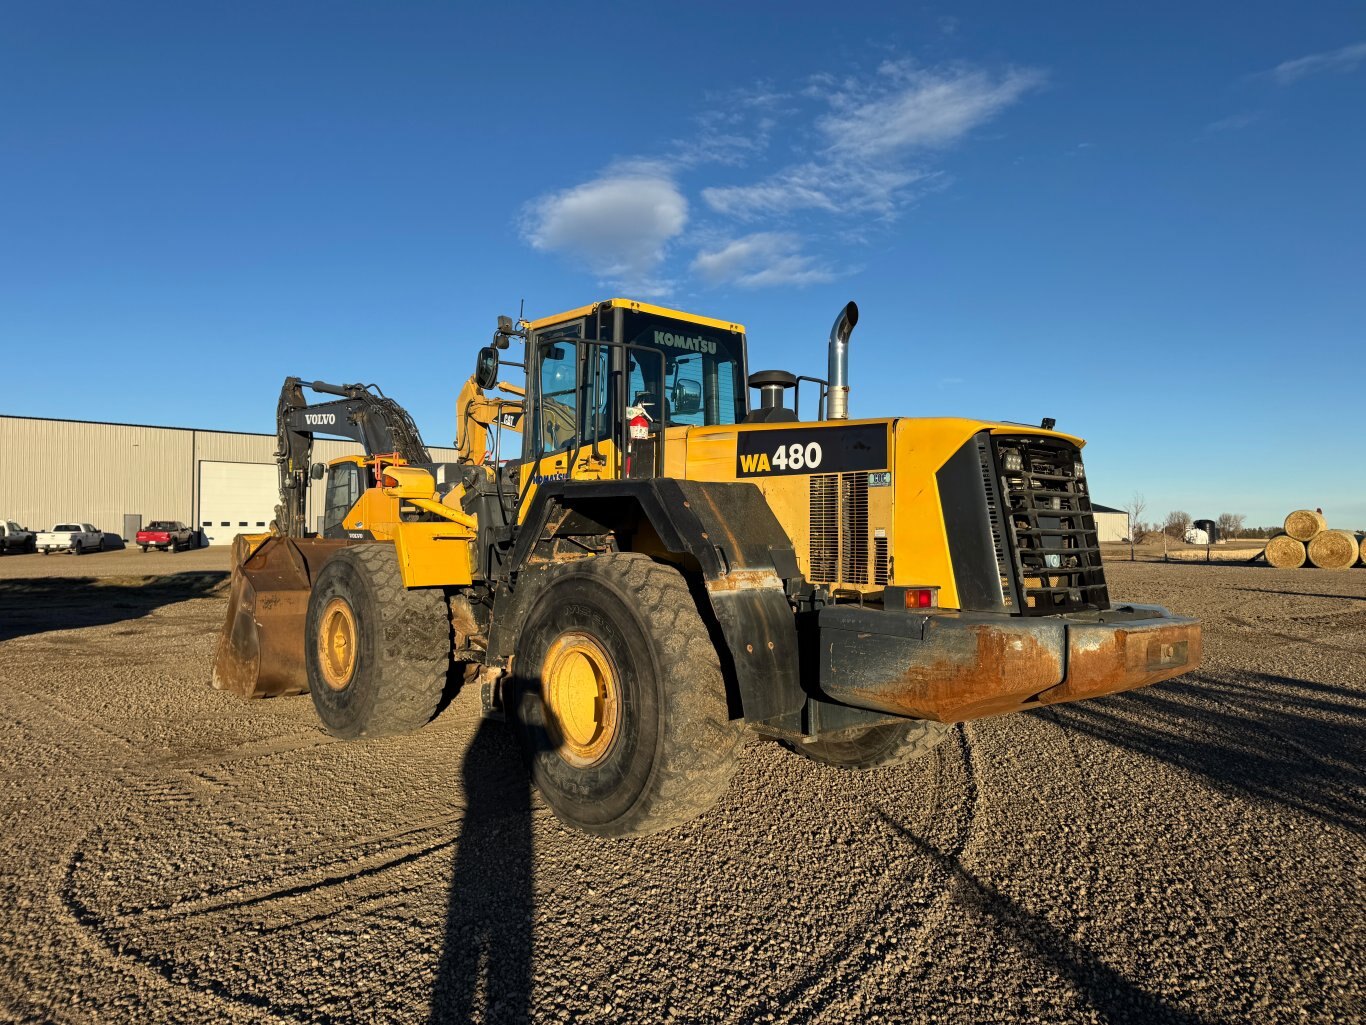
top-left (211, 533), bottom-right (348, 699)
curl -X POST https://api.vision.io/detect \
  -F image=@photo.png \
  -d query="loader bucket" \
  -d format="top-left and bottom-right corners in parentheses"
top-left (211, 533), bottom-right (350, 699)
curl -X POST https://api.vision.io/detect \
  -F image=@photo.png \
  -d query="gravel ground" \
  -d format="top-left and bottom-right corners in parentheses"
top-left (0, 554), bottom-right (1361, 1024)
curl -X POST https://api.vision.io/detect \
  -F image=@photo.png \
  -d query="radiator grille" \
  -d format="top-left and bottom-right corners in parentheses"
top-left (994, 436), bottom-right (1109, 614)
top-left (809, 475), bottom-right (839, 582)
top-left (809, 472), bottom-right (874, 586)
top-left (976, 437), bottom-right (1014, 607)
top-left (874, 535), bottom-right (890, 586)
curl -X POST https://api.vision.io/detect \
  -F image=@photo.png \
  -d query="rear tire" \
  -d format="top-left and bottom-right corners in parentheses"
top-left (784, 719), bottom-right (952, 769)
top-left (509, 553), bottom-right (742, 837)
top-left (72, 541), bottom-right (83, 556)
top-left (304, 544), bottom-right (449, 740)
top-left (140, 545), bottom-right (149, 553)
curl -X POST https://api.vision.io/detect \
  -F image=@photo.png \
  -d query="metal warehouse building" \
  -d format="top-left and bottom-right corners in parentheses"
top-left (1091, 503), bottom-right (1130, 543)
top-left (0, 415), bottom-right (458, 545)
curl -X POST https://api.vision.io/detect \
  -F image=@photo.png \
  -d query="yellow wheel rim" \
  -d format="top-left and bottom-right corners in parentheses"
top-left (318, 597), bottom-right (358, 691)
top-left (542, 632), bottom-right (620, 766)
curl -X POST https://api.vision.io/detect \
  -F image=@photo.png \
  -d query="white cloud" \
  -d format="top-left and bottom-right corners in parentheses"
top-left (520, 165), bottom-right (688, 288)
top-left (818, 65), bottom-right (1044, 158)
top-left (701, 64), bottom-right (1036, 222)
top-left (519, 59), bottom-right (1041, 292)
top-left (1270, 41), bottom-right (1366, 84)
top-left (702, 163), bottom-right (932, 220)
top-left (691, 233), bottom-right (836, 288)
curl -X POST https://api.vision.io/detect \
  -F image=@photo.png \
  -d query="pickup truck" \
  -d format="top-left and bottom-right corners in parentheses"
top-left (37, 523), bottom-right (104, 555)
top-left (137, 521), bottom-right (196, 552)
top-left (0, 521), bottom-right (36, 554)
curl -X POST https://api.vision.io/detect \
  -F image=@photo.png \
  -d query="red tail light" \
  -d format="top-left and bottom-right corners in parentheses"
top-left (904, 587), bottom-right (939, 610)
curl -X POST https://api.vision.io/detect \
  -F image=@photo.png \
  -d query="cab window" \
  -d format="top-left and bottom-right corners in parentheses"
top-left (323, 463), bottom-right (362, 534)
top-left (620, 309), bottom-right (744, 426)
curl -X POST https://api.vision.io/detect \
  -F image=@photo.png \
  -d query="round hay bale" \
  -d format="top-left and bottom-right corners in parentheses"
top-left (1307, 529), bottom-right (1358, 570)
top-left (1283, 509), bottom-right (1326, 541)
top-left (1360, 535), bottom-right (1366, 566)
top-left (1264, 535), bottom-right (1306, 569)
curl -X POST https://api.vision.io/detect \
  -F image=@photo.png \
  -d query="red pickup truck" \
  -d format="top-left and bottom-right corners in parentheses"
top-left (136, 521), bottom-right (196, 552)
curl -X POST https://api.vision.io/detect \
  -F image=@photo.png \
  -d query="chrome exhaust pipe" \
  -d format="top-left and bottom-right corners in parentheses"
top-left (826, 301), bottom-right (859, 420)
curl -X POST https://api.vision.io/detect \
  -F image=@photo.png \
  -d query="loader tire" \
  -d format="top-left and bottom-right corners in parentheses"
top-left (304, 544), bottom-right (449, 740)
top-left (784, 719), bottom-right (952, 769)
top-left (510, 553), bottom-right (742, 837)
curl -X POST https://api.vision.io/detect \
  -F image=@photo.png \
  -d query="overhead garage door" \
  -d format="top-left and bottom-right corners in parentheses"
top-left (198, 461), bottom-right (276, 545)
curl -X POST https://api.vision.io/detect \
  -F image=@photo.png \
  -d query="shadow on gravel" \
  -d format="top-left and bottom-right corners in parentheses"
top-left (1234, 587), bottom-right (1366, 602)
top-left (1050, 674), bottom-right (1366, 835)
top-left (428, 718), bottom-right (533, 1025)
top-left (877, 812), bottom-right (1212, 1025)
top-left (0, 573), bottom-right (229, 641)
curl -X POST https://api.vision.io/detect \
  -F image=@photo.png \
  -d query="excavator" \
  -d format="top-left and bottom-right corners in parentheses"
top-left (213, 298), bottom-right (1201, 837)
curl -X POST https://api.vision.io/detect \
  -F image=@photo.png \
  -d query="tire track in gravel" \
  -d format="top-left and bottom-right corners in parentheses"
top-left (56, 813), bottom-right (462, 1020)
top-left (727, 725), bottom-right (982, 1025)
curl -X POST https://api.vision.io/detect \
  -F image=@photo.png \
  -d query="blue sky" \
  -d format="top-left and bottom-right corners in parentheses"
top-left (2, 2), bottom-right (1363, 527)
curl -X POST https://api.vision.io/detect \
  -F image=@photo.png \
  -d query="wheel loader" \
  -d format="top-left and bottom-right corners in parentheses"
top-left (213, 298), bottom-right (1201, 836)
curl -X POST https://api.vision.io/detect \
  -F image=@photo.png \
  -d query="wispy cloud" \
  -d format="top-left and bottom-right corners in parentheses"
top-left (702, 62), bottom-right (1039, 225)
top-left (1269, 41), bottom-right (1366, 84)
top-left (520, 162), bottom-right (687, 294)
top-left (1206, 110), bottom-right (1262, 132)
top-left (702, 163), bottom-right (933, 220)
top-left (691, 233), bottom-right (836, 289)
top-left (519, 58), bottom-right (1041, 292)
top-left (819, 63), bottom-right (1044, 158)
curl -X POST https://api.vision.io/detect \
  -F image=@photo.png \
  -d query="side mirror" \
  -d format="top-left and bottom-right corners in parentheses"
top-left (310, 462), bottom-right (326, 480)
top-left (671, 377), bottom-right (703, 416)
top-left (475, 346), bottom-right (500, 390)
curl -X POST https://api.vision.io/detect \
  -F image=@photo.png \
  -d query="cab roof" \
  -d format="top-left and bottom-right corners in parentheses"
top-left (523, 298), bottom-right (745, 336)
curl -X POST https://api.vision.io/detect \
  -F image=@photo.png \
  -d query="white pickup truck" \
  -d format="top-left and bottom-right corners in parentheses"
top-left (1, 521), bottom-right (36, 554)
top-left (37, 523), bottom-right (104, 555)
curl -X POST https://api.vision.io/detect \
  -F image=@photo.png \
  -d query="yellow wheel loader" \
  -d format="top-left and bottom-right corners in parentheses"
top-left (214, 299), bottom-right (1200, 836)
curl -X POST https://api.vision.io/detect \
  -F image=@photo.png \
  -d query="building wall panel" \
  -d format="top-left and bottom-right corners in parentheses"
top-left (0, 416), bottom-right (464, 541)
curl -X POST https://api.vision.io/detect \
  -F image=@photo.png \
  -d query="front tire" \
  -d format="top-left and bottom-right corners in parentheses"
top-left (509, 553), bottom-right (742, 837)
top-left (784, 719), bottom-right (953, 769)
top-left (304, 544), bottom-right (449, 740)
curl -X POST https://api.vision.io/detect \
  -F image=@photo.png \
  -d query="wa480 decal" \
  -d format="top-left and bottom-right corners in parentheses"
top-left (735, 424), bottom-right (888, 478)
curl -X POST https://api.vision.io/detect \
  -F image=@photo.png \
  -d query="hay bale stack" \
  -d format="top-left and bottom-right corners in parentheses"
top-left (1264, 534), bottom-right (1307, 569)
top-left (1307, 530), bottom-right (1359, 570)
top-left (1283, 509), bottom-right (1326, 541)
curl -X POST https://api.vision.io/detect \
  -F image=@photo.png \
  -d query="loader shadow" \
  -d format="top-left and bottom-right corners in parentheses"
top-left (0, 572), bottom-right (229, 641)
top-left (428, 717), bottom-right (534, 1025)
top-left (1046, 672), bottom-right (1366, 835)
top-left (876, 812), bottom-right (1212, 1025)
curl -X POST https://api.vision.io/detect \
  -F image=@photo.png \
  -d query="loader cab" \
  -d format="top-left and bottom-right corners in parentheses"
top-left (521, 299), bottom-right (749, 482)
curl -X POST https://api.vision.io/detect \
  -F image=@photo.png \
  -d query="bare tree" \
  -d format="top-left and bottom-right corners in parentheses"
top-left (1164, 510), bottom-right (1192, 540)
top-left (1124, 492), bottom-right (1147, 560)
top-left (1216, 512), bottom-right (1246, 541)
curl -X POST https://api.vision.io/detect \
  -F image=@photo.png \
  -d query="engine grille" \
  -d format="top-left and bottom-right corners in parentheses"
top-left (993, 436), bottom-right (1109, 614)
top-left (809, 472), bottom-right (872, 585)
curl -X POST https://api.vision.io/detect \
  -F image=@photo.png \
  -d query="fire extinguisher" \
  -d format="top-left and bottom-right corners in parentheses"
top-left (624, 403), bottom-right (652, 477)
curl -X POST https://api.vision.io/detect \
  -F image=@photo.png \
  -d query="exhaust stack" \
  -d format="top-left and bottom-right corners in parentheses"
top-left (826, 301), bottom-right (859, 420)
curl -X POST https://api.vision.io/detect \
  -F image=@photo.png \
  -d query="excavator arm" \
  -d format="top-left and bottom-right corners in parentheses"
top-left (273, 378), bottom-right (432, 538)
